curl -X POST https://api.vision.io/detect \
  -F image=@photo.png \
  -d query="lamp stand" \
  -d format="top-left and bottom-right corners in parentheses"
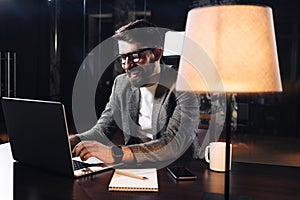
top-left (224, 93), bottom-right (234, 200)
top-left (202, 94), bottom-right (254, 200)
top-left (201, 93), bottom-right (233, 200)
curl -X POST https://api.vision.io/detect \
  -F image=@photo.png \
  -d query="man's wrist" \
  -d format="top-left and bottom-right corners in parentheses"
top-left (121, 146), bottom-right (135, 163)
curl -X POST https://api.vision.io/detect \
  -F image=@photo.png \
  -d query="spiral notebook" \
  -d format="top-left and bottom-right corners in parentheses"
top-left (108, 168), bottom-right (158, 192)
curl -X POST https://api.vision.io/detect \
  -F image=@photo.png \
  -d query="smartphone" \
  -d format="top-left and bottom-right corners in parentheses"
top-left (166, 166), bottom-right (197, 181)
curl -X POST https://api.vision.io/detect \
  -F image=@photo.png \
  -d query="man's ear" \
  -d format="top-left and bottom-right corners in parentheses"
top-left (153, 48), bottom-right (163, 62)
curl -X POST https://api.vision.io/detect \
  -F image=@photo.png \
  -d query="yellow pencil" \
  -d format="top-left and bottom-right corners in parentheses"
top-left (115, 170), bottom-right (149, 180)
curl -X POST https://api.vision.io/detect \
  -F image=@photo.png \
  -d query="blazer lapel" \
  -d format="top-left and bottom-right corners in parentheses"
top-left (128, 87), bottom-right (140, 124)
top-left (152, 84), bottom-right (169, 137)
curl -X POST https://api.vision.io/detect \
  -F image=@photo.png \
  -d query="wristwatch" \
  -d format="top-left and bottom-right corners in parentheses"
top-left (111, 146), bottom-right (124, 163)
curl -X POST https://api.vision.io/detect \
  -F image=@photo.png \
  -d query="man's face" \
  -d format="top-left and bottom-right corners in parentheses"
top-left (118, 40), bottom-right (161, 87)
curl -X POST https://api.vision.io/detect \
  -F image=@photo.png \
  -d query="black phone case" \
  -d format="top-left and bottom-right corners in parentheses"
top-left (167, 166), bottom-right (197, 180)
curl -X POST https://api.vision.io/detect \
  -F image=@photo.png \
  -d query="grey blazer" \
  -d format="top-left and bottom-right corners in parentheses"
top-left (78, 65), bottom-right (199, 164)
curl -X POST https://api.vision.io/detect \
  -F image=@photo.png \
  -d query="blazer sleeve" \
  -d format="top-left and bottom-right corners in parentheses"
top-left (77, 78), bottom-right (121, 145)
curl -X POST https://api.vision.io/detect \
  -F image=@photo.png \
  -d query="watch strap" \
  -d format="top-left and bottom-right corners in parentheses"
top-left (112, 145), bottom-right (124, 163)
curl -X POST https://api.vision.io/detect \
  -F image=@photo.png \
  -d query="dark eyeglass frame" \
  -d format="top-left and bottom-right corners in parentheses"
top-left (119, 48), bottom-right (155, 65)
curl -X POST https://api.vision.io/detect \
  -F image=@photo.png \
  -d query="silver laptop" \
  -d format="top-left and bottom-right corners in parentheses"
top-left (1, 97), bottom-right (121, 177)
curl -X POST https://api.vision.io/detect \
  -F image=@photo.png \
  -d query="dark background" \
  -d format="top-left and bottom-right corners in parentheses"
top-left (1, 0), bottom-right (300, 139)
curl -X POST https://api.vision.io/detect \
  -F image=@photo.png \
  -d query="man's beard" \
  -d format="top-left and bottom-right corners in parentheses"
top-left (127, 64), bottom-right (156, 87)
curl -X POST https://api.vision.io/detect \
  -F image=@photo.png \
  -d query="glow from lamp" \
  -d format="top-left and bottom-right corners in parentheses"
top-left (177, 5), bottom-right (282, 93)
top-left (176, 5), bottom-right (282, 200)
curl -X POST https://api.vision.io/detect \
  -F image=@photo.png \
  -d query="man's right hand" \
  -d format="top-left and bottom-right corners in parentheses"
top-left (69, 134), bottom-right (81, 150)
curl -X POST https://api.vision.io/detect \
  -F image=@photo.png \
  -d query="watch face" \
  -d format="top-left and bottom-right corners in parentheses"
top-left (112, 146), bottom-right (124, 163)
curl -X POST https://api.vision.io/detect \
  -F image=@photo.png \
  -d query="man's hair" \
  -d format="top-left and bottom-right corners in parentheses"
top-left (113, 19), bottom-right (164, 48)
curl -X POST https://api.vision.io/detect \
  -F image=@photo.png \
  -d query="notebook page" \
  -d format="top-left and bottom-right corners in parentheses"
top-left (108, 168), bottom-right (158, 192)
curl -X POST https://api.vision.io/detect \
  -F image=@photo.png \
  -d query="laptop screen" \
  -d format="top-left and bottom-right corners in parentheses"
top-left (2, 97), bottom-right (75, 176)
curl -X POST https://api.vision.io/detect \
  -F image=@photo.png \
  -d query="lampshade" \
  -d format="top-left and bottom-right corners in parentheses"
top-left (176, 5), bottom-right (282, 93)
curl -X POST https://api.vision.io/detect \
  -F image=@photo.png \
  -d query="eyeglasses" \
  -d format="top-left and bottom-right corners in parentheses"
top-left (119, 48), bottom-right (154, 65)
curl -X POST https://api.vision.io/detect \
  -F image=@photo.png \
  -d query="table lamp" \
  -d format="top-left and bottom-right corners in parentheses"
top-left (176, 4), bottom-right (282, 200)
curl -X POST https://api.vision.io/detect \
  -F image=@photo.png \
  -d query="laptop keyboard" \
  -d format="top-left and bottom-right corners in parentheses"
top-left (73, 160), bottom-right (89, 170)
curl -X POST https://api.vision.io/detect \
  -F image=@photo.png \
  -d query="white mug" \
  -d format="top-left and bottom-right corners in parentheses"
top-left (204, 142), bottom-right (232, 172)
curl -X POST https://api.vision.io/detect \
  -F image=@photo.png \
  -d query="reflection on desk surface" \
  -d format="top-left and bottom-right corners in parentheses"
top-left (13, 162), bottom-right (75, 200)
top-left (1, 142), bottom-right (300, 200)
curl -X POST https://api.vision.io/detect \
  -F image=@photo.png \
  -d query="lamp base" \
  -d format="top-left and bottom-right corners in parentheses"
top-left (201, 192), bottom-right (253, 200)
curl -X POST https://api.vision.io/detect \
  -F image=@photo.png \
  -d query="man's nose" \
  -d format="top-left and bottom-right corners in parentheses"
top-left (122, 57), bottom-right (135, 72)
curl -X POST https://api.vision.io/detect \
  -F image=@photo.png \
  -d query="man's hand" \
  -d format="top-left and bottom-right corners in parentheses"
top-left (73, 141), bottom-right (115, 164)
top-left (69, 134), bottom-right (81, 150)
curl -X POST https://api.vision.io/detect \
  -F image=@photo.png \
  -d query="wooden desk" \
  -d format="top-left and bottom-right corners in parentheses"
top-left (1, 143), bottom-right (300, 200)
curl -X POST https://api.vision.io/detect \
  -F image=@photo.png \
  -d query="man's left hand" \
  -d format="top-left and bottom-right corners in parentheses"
top-left (73, 141), bottom-right (114, 164)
